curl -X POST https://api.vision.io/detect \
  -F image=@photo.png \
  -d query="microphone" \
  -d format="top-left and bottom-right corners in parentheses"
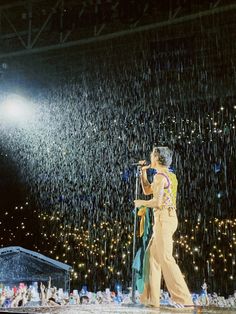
top-left (131, 161), bottom-right (149, 167)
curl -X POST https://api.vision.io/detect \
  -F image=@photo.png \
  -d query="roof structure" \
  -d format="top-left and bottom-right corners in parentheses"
top-left (0, 246), bottom-right (72, 271)
top-left (0, 0), bottom-right (236, 59)
top-left (0, 246), bottom-right (71, 290)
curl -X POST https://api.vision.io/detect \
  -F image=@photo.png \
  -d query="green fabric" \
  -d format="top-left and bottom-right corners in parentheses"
top-left (132, 207), bottom-right (152, 294)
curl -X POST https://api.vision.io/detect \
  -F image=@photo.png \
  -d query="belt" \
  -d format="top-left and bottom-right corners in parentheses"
top-left (154, 206), bottom-right (176, 212)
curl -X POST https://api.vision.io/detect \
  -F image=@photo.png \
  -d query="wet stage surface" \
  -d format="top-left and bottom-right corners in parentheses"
top-left (0, 304), bottom-right (235, 314)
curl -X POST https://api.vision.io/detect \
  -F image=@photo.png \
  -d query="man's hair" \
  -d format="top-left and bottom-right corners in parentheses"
top-left (153, 146), bottom-right (173, 167)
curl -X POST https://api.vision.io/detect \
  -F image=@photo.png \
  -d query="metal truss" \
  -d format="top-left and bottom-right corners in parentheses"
top-left (0, 0), bottom-right (236, 60)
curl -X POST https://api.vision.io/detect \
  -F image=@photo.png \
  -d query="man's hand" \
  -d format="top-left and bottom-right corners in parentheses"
top-left (134, 200), bottom-right (144, 208)
top-left (139, 160), bottom-right (150, 171)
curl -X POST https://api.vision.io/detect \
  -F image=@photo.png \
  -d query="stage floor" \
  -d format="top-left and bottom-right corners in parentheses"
top-left (0, 304), bottom-right (235, 314)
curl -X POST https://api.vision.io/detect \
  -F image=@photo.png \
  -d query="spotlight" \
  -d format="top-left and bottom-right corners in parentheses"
top-left (115, 283), bottom-right (122, 292)
top-left (217, 191), bottom-right (224, 199)
top-left (1, 94), bottom-right (34, 123)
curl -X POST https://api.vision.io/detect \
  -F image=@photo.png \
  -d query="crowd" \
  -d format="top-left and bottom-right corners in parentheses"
top-left (0, 279), bottom-right (235, 309)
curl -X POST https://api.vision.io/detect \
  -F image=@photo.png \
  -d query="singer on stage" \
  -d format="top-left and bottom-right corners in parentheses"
top-left (134, 147), bottom-right (194, 308)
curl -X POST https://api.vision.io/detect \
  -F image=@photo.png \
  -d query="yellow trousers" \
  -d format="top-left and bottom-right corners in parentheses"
top-left (140, 207), bottom-right (193, 307)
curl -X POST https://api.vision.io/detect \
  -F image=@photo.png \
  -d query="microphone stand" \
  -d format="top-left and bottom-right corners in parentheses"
top-left (131, 165), bottom-right (141, 304)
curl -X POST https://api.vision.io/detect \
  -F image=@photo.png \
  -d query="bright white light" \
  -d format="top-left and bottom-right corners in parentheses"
top-left (1, 94), bottom-right (34, 123)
